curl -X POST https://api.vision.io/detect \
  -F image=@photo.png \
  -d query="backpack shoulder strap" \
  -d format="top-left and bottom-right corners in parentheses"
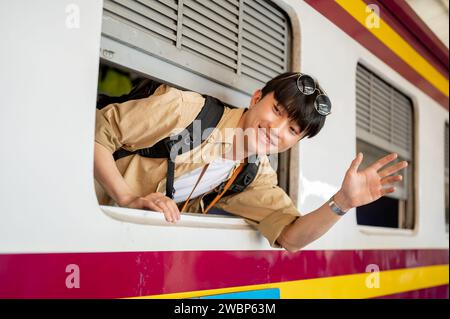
top-left (202, 154), bottom-right (261, 208)
top-left (226, 154), bottom-right (260, 194)
top-left (111, 93), bottom-right (225, 199)
top-left (113, 94), bottom-right (225, 161)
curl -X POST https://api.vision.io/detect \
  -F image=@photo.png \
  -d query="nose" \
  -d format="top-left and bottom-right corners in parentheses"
top-left (267, 120), bottom-right (289, 146)
top-left (268, 118), bottom-right (289, 139)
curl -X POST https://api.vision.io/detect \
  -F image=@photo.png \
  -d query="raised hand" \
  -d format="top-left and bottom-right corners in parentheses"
top-left (334, 152), bottom-right (408, 211)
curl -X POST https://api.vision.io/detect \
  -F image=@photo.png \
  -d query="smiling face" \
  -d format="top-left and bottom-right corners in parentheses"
top-left (240, 90), bottom-right (303, 155)
top-left (223, 72), bottom-right (328, 160)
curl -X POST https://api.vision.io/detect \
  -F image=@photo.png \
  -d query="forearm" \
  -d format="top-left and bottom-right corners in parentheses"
top-left (278, 152), bottom-right (408, 252)
top-left (278, 190), bottom-right (351, 251)
top-left (93, 142), bottom-right (136, 206)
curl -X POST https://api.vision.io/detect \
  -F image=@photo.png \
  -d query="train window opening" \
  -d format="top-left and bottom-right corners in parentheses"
top-left (95, 0), bottom-right (294, 225)
top-left (445, 122), bottom-right (449, 233)
top-left (355, 63), bottom-right (415, 230)
top-left (356, 139), bottom-right (412, 228)
top-left (96, 62), bottom-right (288, 219)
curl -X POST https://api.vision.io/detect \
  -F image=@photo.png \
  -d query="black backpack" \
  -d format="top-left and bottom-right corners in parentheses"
top-left (97, 79), bottom-right (261, 204)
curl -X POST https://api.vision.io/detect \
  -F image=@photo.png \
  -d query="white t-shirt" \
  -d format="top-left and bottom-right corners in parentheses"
top-left (172, 157), bottom-right (240, 204)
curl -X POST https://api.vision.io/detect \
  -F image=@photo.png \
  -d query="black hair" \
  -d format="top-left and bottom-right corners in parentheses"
top-left (261, 72), bottom-right (328, 139)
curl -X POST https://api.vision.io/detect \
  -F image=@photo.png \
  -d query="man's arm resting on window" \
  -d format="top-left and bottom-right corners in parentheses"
top-left (94, 142), bottom-right (137, 206)
top-left (94, 142), bottom-right (181, 222)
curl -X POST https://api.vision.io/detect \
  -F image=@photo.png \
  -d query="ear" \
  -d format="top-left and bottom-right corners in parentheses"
top-left (249, 89), bottom-right (262, 108)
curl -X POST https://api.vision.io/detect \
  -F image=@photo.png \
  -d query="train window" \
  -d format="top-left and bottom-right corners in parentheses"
top-left (101, 0), bottom-right (290, 98)
top-left (355, 63), bottom-right (415, 229)
top-left (445, 122), bottom-right (449, 233)
top-left (95, 0), bottom-right (294, 224)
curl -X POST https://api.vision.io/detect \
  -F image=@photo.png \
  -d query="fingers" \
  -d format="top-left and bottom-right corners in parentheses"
top-left (379, 161), bottom-right (408, 178)
top-left (380, 174), bottom-right (402, 186)
top-left (166, 199), bottom-right (181, 222)
top-left (156, 200), bottom-right (179, 223)
top-left (371, 153), bottom-right (398, 171)
top-left (154, 200), bottom-right (174, 222)
top-left (142, 193), bottom-right (180, 224)
top-left (380, 186), bottom-right (396, 196)
top-left (349, 152), bottom-right (364, 173)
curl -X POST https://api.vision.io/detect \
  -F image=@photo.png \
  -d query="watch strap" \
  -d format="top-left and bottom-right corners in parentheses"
top-left (328, 196), bottom-right (348, 216)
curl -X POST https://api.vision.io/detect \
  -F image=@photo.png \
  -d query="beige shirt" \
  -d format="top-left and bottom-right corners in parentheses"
top-left (95, 84), bottom-right (301, 248)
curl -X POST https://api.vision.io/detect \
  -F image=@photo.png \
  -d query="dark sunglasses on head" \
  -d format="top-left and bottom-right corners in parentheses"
top-left (296, 73), bottom-right (332, 116)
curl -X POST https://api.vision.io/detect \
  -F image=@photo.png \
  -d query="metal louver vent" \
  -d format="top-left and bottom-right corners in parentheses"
top-left (241, 0), bottom-right (288, 81)
top-left (101, 0), bottom-right (290, 95)
top-left (356, 63), bottom-right (413, 160)
top-left (182, 0), bottom-right (239, 72)
top-left (103, 0), bottom-right (178, 45)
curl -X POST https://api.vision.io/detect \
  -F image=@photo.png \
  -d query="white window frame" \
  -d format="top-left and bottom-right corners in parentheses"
top-left (96, 0), bottom-right (299, 229)
top-left (355, 62), bottom-right (416, 236)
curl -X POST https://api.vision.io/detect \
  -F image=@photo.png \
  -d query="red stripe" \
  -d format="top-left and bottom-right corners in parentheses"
top-left (374, 284), bottom-right (449, 299)
top-left (377, 0), bottom-right (449, 70)
top-left (0, 249), bottom-right (447, 299)
top-left (362, 0), bottom-right (449, 77)
top-left (304, 0), bottom-right (449, 110)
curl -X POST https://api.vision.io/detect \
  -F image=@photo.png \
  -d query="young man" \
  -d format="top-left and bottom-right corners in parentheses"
top-left (94, 72), bottom-right (407, 251)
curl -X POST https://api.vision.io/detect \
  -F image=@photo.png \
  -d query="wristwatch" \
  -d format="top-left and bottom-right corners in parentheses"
top-left (328, 196), bottom-right (348, 216)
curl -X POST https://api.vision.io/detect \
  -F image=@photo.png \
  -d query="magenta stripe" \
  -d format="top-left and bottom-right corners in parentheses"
top-left (374, 284), bottom-right (449, 299)
top-left (0, 249), bottom-right (448, 299)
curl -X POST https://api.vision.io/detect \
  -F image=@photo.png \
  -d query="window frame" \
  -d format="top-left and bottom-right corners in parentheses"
top-left (355, 61), bottom-right (417, 235)
top-left (101, 205), bottom-right (254, 230)
top-left (95, 0), bottom-right (299, 228)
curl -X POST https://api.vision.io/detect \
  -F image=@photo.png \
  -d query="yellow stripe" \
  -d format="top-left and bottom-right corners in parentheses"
top-left (134, 265), bottom-right (449, 299)
top-left (335, 0), bottom-right (449, 97)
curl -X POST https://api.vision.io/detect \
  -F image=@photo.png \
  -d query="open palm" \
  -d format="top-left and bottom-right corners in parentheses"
top-left (339, 152), bottom-right (408, 209)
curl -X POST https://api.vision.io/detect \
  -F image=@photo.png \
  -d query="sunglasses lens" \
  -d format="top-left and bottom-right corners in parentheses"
top-left (297, 75), bottom-right (316, 95)
top-left (315, 94), bottom-right (331, 116)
